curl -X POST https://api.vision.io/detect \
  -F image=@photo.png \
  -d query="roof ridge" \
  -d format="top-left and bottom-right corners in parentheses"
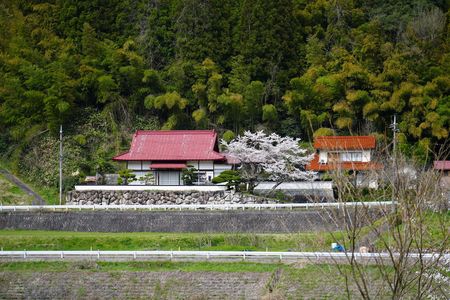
top-left (136, 130), bottom-right (216, 135)
top-left (316, 136), bottom-right (374, 139)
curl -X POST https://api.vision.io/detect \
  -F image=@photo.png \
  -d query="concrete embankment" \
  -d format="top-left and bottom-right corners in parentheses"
top-left (0, 209), bottom-right (379, 233)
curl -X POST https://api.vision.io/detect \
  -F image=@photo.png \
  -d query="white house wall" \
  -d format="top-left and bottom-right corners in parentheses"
top-left (318, 150), bottom-right (371, 163)
top-left (186, 161), bottom-right (215, 171)
top-left (141, 161), bottom-right (152, 170)
top-left (127, 161), bottom-right (142, 170)
top-left (186, 161), bottom-right (199, 169)
top-left (362, 150), bottom-right (371, 162)
top-left (319, 151), bottom-right (328, 164)
top-left (199, 161), bottom-right (214, 170)
top-left (126, 161), bottom-right (155, 171)
top-left (126, 160), bottom-right (232, 185)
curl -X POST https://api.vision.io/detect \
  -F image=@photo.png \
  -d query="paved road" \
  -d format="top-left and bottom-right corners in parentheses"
top-left (0, 169), bottom-right (45, 205)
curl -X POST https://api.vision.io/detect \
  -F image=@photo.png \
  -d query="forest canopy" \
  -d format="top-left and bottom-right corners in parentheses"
top-left (0, 0), bottom-right (449, 188)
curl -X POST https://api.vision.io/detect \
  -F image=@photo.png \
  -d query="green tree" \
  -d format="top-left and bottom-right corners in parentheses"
top-left (117, 169), bottom-right (136, 185)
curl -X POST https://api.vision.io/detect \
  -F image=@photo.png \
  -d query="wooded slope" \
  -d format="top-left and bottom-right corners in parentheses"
top-left (0, 0), bottom-right (448, 189)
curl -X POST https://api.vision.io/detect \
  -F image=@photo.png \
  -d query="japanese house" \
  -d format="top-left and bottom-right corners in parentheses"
top-left (113, 130), bottom-right (235, 185)
top-left (307, 136), bottom-right (381, 187)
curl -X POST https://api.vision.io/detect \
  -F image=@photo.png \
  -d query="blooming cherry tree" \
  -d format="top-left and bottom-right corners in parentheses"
top-left (222, 131), bottom-right (316, 192)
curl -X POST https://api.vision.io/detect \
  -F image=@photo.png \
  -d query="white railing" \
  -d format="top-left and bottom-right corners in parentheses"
top-left (74, 185), bottom-right (227, 191)
top-left (0, 201), bottom-right (394, 212)
top-left (0, 250), bottom-right (446, 262)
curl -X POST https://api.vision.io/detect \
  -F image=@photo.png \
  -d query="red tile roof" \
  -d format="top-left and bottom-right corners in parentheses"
top-left (113, 130), bottom-right (225, 161)
top-left (434, 160), bottom-right (450, 170)
top-left (314, 136), bottom-right (376, 150)
top-left (307, 154), bottom-right (382, 171)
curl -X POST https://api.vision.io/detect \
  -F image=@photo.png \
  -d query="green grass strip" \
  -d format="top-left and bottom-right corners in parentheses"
top-left (0, 261), bottom-right (284, 273)
top-left (0, 230), bottom-right (339, 251)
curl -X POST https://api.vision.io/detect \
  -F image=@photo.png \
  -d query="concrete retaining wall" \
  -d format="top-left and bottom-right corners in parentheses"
top-left (0, 210), bottom-right (376, 233)
top-left (66, 190), bottom-right (275, 205)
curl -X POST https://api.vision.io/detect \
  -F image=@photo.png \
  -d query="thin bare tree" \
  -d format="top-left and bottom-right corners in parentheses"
top-left (316, 152), bottom-right (448, 299)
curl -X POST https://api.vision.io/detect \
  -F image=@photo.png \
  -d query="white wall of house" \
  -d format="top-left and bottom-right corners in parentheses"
top-left (127, 161), bottom-right (142, 170)
top-left (124, 160), bottom-right (232, 186)
top-left (186, 160), bottom-right (215, 171)
top-left (199, 161), bottom-right (214, 170)
top-left (319, 151), bottom-right (328, 163)
top-left (126, 161), bottom-right (152, 171)
top-left (186, 161), bottom-right (200, 169)
top-left (318, 150), bottom-right (371, 163)
top-left (362, 150), bottom-right (371, 162)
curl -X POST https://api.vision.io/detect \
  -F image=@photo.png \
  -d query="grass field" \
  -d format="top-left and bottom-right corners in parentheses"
top-left (27, 184), bottom-right (59, 205)
top-left (0, 212), bottom-right (446, 251)
top-left (0, 173), bottom-right (34, 205)
top-left (0, 230), bottom-right (342, 252)
top-left (0, 260), bottom-right (284, 272)
top-left (376, 211), bottom-right (449, 250)
top-left (0, 161), bottom-right (59, 205)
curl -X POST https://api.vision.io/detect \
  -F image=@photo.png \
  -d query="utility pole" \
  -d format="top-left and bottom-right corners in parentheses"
top-left (59, 125), bottom-right (63, 205)
top-left (392, 115), bottom-right (397, 156)
top-left (389, 115), bottom-right (398, 213)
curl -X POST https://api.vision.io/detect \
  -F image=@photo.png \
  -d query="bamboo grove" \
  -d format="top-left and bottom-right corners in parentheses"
top-left (0, 0), bottom-right (449, 187)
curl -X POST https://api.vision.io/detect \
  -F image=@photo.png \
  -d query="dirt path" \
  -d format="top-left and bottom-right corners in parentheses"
top-left (0, 169), bottom-right (45, 205)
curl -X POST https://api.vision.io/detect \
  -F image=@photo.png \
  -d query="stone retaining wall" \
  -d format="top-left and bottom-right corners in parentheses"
top-left (66, 190), bottom-right (275, 205)
top-left (0, 271), bottom-right (270, 300)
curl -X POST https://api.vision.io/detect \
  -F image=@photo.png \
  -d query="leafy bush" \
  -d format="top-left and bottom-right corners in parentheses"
top-left (117, 169), bottom-right (136, 185)
top-left (139, 172), bottom-right (155, 185)
top-left (212, 170), bottom-right (241, 189)
top-left (182, 166), bottom-right (198, 185)
top-left (222, 130), bottom-right (235, 143)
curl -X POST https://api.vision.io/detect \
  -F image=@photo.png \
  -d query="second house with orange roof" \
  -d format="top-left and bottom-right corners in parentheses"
top-left (307, 136), bottom-right (382, 188)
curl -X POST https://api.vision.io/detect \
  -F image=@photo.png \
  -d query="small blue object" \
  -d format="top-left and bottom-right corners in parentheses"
top-left (332, 244), bottom-right (345, 252)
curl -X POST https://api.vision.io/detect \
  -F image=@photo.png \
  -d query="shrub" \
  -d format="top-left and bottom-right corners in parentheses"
top-left (212, 170), bottom-right (241, 189)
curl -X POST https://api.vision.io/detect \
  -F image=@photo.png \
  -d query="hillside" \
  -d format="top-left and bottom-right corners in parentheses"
top-left (0, 172), bottom-right (33, 205)
top-left (0, 0), bottom-right (449, 191)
